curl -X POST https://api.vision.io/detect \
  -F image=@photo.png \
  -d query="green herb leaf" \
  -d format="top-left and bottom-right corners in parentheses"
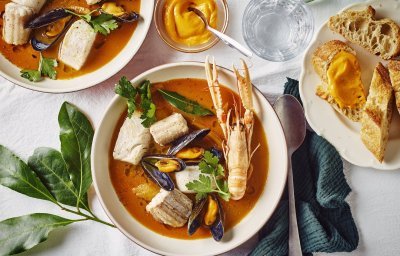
top-left (28, 147), bottom-right (89, 211)
top-left (20, 69), bottom-right (42, 82)
top-left (158, 89), bottom-right (214, 116)
top-left (0, 145), bottom-right (56, 203)
top-left (91, 14), bottom-right (119, 35)
top-left (0, 213), bottom-right (75, 256)
top-left (66, 10), bottom-right (118, 35)
top-left (39, 54), bottom-right (58, 80)
top-left (186, 150), bottom-right (230, 201)
top-left (115, 78), bottom-right (157, 127)
top-left (186, 174), bottom-right (213, 193)
top-left (58, 102), bottom-right (94, 208)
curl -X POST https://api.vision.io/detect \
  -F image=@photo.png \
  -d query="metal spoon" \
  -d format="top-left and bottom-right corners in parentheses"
top-left (188, 7), bottom-right (253, 58)
top-left (273, 95), bottom-right (306, 256)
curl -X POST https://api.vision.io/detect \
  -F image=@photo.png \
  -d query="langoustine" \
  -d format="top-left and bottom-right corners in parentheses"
top-left (205, 56), bottom-right (257, 200)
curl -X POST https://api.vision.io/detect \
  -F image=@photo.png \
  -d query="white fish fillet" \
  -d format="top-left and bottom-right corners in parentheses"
top-left (175, 166), bottom-right (215, 193)
top-left (113, 112), bottom-right (151, 165)
top-left (86, 0), bottom-right (101, 5)
top-left (2, 2), bottom-right (35, 45)
top-left (146, 189), bottom-right (193, 227)
top-left (150, 113), bottom-right (189, 146)
top-left (59, 20), bottom-right (96, 70)
top-left (12, 0), bottom-right (46, 13)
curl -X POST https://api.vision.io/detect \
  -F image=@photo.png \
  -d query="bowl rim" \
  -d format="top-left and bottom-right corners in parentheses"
top-left (0, 0), bottom-right (155, 94)
top-left (91, 61), bottom-right (288, 256)
top-left (153, 0), bottom-right (229, 53)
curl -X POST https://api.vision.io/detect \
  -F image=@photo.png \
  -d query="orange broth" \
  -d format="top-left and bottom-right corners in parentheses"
top-left (0, 0), bottom-right (140, 79)
top-left (109, 78), bottom-right (269, 239)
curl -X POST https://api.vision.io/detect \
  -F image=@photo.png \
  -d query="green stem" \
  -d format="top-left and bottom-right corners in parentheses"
top-left (55, 202), bottom-right (115, 228)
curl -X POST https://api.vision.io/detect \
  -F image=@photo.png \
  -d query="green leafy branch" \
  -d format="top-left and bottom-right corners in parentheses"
top-left (0, 102), bottom-right (114, 256)
top-left (186, 151), bottom-right (230, 202)
top-left (115, 77), bottom-right (157, 128)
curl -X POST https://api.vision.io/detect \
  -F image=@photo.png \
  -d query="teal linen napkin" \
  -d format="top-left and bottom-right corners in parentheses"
top-left (251, 78), bottom-right (359, 256)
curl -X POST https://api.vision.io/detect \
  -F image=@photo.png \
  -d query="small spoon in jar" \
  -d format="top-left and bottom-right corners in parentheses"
top-left (188, 7), bottom-right (253, 58)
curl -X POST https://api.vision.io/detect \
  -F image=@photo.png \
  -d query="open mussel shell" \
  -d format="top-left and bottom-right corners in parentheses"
top-left (115, 12), bottom-right (140, 23)
top-left (187, 198), bottom-right (207, 236)
top-left (140, 160), bottom-right (174, 191)
top-left (167, 129), bottom-right (211, 155)
top-left (210, 147), bottom-right (223, 160)
top-left (142, 154), bottom-right (187, 171)
top-left (209, 194), bottom-right (225, 241)
top-left (26, 8), bottom-right (71, 29)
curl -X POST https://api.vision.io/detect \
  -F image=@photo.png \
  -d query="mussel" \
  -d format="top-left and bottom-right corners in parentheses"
top-left (141, 160), bottom-right (175, 191)
top-left (167, 129), bottom-right (211, 155)
top-left (187, 194), bottom-right (225, 241)
top-left (26, 8), bottom-right (73, 51)
top-left (100, 2), bottom-right (140, 23)
top-left (141, 155), bottom-right (186, 191)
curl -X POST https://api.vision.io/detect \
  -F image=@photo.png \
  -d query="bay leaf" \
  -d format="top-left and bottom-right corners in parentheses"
top-left (0, 145), bottom-right (55, 203)
top-left (58, 102), bottom-right (93, 207)
top-left (0, 213), bottom-right (75, 255)
top-left (158, 89), bottom-right (214, 116)
top-left (28, 147), bottom-right (89, 210)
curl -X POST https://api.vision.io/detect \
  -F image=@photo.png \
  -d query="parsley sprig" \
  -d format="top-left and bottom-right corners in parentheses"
top-left (115, 77), bottom-right (157, 128)
top-left (21, 53), bottom-right (58, 82)
top-left (186, 151), bottom-right (230, 201)
top-left (66, 9), bottom-right (118, 35)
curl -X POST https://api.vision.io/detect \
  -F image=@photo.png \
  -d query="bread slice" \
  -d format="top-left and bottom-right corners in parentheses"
top-left (388, 60), bottom-right (400, 113)
top-left (361, 63), bottom-right (394, 162)
top-left (329, 6), bottom-right (400, 60)
top-left (312, 40), bottom-right (365, 122)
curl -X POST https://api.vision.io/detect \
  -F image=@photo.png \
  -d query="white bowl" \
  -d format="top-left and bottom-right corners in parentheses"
top-left (91, 62), bottom-right (288, 256)
top-left (0, 1), bottom-right (154, 93)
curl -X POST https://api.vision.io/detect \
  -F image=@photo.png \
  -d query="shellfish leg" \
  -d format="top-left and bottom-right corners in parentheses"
top-left (205, 56), bottom-right (228, 138)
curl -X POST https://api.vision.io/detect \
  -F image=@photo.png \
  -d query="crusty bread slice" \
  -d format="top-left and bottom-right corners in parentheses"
top-left (312, 40), bottom-right (365, 122)
top-left (329, 6), bottom-right (400, 60)
top-left (388, 60), bottom-right (400, 114)
top-left (361, 63), bottom-right (394, 162)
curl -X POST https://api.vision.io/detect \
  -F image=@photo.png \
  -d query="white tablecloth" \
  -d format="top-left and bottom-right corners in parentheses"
top-left (1, 0), bottom-right (399, 255)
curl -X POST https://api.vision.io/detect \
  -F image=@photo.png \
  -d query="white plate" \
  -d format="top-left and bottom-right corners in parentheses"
top-left (0, 1), bottom-right (154, 93)
top-left (300, 0), bottom-right (400, 170)
top-left (91, 62), bottom-right (288, 256)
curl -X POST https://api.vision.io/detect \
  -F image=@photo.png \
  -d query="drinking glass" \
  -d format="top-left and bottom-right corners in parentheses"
top-left (242, 0), bottom-right (314, 62)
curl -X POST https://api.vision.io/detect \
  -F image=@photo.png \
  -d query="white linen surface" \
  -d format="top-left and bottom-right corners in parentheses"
top-left (1, 0), bottom-right (399, 255)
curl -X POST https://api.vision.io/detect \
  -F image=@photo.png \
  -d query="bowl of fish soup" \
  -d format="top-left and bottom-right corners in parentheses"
top-left (92, 62), bottom-right (288, 256)
top-left (0, 0), bottom-right (153, 93)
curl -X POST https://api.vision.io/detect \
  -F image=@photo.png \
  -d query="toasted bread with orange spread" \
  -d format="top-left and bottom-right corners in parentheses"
top-left (312, 40), bottom-right (366, 122)
top-left (361, 63), bottom-right (394, 162)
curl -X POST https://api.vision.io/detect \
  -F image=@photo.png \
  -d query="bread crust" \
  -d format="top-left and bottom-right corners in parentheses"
top-left (328, 6), bottom-right (400, 60)
top-left (312, 40), bottom-right (364, 122)
top-left (361, 63), bottom-right (394, 162)
top-left (388, 60), bottom-right (400, 113)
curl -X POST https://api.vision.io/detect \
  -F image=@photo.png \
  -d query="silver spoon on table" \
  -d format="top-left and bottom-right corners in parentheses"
top-left (273, 95), bottom-right (306, 256)
top-left (188, 7), bottom-right (253, 58)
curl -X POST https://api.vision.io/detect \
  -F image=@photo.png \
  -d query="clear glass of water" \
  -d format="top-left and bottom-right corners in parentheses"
top-left (242, 0), bottom-right (314, 62)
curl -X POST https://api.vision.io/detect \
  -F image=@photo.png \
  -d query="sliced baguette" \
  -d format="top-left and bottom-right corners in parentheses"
top-left (361, 63), bottom-right (394, 162)
top-left (312, 40), bottom-right (365, 122)
top-left (388, 60), bottom-right (400, 113)
top-left (329, 6), bottom-right (400, 60)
